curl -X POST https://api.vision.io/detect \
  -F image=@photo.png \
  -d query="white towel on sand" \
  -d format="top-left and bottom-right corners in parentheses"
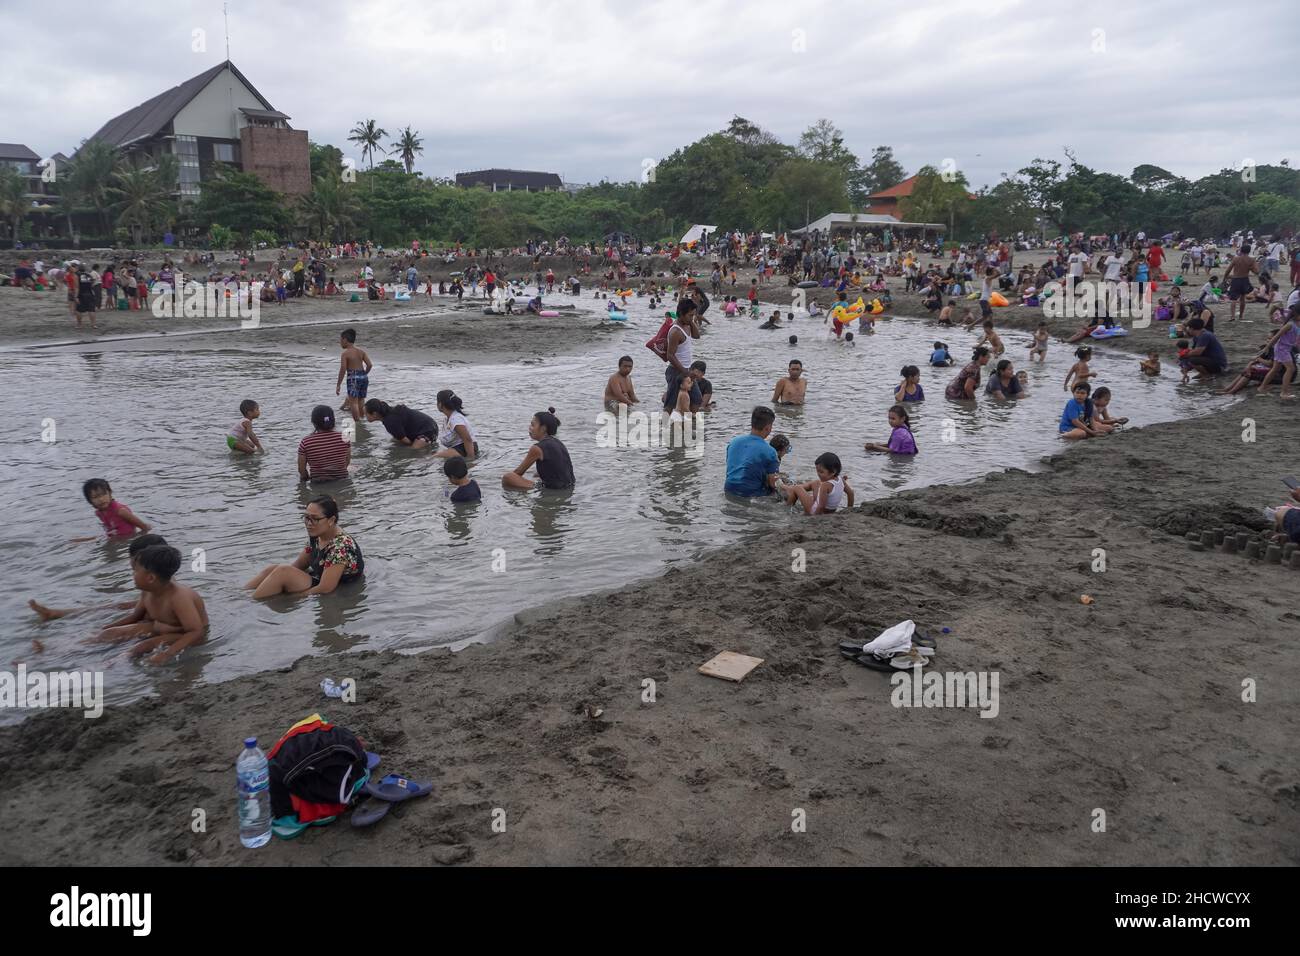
top-left (863, 620), bottom-right (915, 657)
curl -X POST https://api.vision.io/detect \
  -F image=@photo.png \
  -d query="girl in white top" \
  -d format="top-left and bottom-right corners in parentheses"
top-left (777, 452), bottom-right (853, 515)
top-left (434, 389), bottom-right (477, 458)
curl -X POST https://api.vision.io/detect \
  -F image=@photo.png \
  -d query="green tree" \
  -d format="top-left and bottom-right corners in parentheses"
top-left (391, 127), bottom-right (424, 175)
top-left (347, 119), bottom-right (388, 170)
top-left (299, 173), bottom-right (363, 241)
top-left (861, 146), bottom-right (907, 196)
top-left (192, 166), bottom-right (292, 241)
top-left (66, 138), bottom-right (121, 234)
top-left (899, 165), bottom-right (971, 233)
top-left (110, 154), bottom-right (177, 245)
top-left (798, 119), bottom-right (870, 206)
top-left (752, 158), bottom-right (849, 231)
top-left (0, 165), bottom-right (29, 242)
top-left (309, 142), bottom-right (345, 181)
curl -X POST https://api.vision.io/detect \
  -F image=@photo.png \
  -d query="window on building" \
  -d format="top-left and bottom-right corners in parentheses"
top-left (214, 143), bottom-right (239, 164)
top-left (174, 136), bottom-right (201, 196)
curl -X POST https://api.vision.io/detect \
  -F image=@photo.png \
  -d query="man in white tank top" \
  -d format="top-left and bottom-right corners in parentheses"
top-left (663, 300), bottom-right (701, 411)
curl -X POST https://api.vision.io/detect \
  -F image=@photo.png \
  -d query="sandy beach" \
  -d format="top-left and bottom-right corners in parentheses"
top-left (1, 250), bottom-right (1297, 866)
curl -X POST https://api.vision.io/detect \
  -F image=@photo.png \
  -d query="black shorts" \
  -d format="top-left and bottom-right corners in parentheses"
top-left (76, 299), bottom-right (95, 313)
top-left (1227, 277), bottom-right (1252, 299)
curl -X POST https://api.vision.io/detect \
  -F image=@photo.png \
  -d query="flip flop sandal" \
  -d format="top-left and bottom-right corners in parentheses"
top-left (363, 774), bottom-right (434, 803)
top-left (365, 751), bottom-right (381, 771)
top-left (910, 645), bottom-right (936, 658)
top-left (838, 640), bottom-right (867, 655)
top-left (891, 649), bottom-right (929, 669)
top-left (853, 654), bottom-right (898, 673)
top-left (913, 634), bottom-right (938, 649)
top-left (350, 797), bottom-right (393, 828)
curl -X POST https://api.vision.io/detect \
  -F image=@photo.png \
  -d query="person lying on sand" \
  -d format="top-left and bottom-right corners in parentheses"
top-left (86, 544), bottom-right (208, 665)
top-left (30, 533), bottom-right (169, 622)
top-left (772, 360), bottom-right (806, 405)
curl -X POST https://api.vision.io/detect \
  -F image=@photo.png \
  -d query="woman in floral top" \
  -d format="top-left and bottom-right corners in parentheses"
top-left (246, 496), bottom-right (364, 598)
top-left (944, 346), bottom-right (992, 400)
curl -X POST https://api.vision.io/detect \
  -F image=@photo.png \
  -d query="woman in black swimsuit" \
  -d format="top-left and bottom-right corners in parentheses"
top-left (502, 408), bottom-right (575, 491)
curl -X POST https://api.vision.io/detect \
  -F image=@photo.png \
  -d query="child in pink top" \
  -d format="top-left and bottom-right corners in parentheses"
top-left (82, 478), bottom-right (151, 539)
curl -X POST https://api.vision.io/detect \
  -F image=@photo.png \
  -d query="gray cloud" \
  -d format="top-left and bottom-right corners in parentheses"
top-left (3, 0), bottom-right (1296, 188)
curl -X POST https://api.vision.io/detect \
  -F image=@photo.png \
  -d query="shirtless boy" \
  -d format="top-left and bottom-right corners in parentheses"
top-left (773, 360), bottom-right (807, 405)
top-left (604, 355), bottom-right (640, 413)
top-left (336, 328), bottom-right (374, 421)
top-left (1224, 242), bottom-right (1260, 322)
top-left (87, 545), bottom-right (209, 665)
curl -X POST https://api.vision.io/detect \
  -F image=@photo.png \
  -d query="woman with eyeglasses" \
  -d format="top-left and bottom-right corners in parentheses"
top-left (245, 496), bottom-right (364, 598)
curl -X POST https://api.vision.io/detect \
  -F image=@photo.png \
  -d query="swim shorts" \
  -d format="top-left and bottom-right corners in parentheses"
top-left (226, 435), bottom-right (238, 450)
top-left (346, 370), bottom-right (369, 399)
top-left (1228, 277), bottom-right (1252, 299)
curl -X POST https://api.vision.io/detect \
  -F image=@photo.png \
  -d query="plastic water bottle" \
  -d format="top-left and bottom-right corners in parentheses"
top-left (236, 737), bottom-right (272, 848)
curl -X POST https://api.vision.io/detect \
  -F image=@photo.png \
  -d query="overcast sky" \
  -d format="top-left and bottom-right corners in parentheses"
top-left (4, 0), bottom-right (1297, 189)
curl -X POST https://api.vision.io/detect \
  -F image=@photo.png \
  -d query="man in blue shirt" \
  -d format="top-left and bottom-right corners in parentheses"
top-left (724, 406), bottom-right (780, 497)
top-left (1184, 317), bottom-right (1228, 375)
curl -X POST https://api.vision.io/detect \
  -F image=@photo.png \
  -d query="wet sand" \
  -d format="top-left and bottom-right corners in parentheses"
top-left (1, 253), bottom-right (1296, 866)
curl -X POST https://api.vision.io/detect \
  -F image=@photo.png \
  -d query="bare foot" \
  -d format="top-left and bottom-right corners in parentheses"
top-left (28, 599), bottom-right (66, 622)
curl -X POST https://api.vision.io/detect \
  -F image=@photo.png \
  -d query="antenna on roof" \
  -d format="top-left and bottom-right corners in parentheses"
top-left (224, 1), bottom-right (231, 60)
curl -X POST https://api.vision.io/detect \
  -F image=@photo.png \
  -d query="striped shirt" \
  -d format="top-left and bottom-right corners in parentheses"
top-left (297, 430), bottom-right (349, 480)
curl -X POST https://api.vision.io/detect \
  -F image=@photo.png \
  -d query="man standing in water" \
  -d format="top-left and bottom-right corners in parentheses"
top-left (772, 359), bottom-right (807, 405)
top-left (1225, 243), bottom-right (1259, 322)
top-left (336, 328), bottom-right (374, 422)
top-left (663, 299), bottom-right (701, 412)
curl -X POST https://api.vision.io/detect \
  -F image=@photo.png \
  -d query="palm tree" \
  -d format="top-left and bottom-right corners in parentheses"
top-left (66, 138), bottom-right (121, 234)
top-left (299, 174), bottom-right (362, 241)
top-left (110, 156), bottom-right (176, 246)
top-left (347, 119), bottom-right (388, 171)
top-left (391, 127), bottom-right (424, 175)
top-left (0, 165), bottom-right (30, 243)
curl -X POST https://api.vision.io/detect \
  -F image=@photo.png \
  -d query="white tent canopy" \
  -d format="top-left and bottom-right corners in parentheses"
top-left (792, 212), bottom-right (945, 235)
top-left (680, 224), bottom-right (717, 245)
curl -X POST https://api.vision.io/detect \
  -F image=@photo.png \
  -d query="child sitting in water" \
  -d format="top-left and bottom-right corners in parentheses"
top-left (30, 533), bottom-right (169, 621)
top-left (1064, 346), bottom-right (1094, 392)
top-left (777, 452), bottom-right (854, 515)
top-left (768, 433), bottom-right (792, 484)
top-left (1027, 321), bottom-right (1049, 362)
top-left (895, 365), bottom-right (925, 403)
top-left (1059, 382), bottom-right (1101, 440)
top-left (1091, 386), bottom-right (1128, 428)
top-left (977, 320), bottom-right (1005, 356)
top-left (865, 404), bottom-right (919, 455)
top-left (443, 455), bottom-right (481, 503)
top-left (87, 544), bottom-right (208, 665)
top-left (1139, 350), bottom-right (1162, 376)
top-left (228, 399), bottom-right (264, 454)
top-left (80, 478), bottom-right (151, 540)
top-left (930, 341), bottom-right (954, 367)
top-left (938, 300), bottom-right (955, 326)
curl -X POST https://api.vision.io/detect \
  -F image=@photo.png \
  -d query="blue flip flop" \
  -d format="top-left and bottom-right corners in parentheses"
top-left (366, 751), bottom-right (381, 771)
top-left (363, 774), bottom-right (433, 803)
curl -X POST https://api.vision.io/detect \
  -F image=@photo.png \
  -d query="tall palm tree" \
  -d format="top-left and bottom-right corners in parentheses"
top-left (66, 138), bottom-right (121, 234)
top-left (0, 165), bottom-right (30, 243)
top-left (348, 119), bottom-right (388, 171)
top-left (392, 127), bottom-right (423, 175)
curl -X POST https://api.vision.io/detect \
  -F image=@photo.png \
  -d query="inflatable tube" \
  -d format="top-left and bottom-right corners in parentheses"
top-left (607, 311), bottom-right (628, 322)
top-left (870, 302), bottom-right (884, 315)
top-left (989, 292), bottom-right (1009, 307)
top-left (1090, 326), bottom-right (1129, 339)
top-left (538, 309), bottom-right (559, 317)
top-left (796, 280), bottom-right (817, 289)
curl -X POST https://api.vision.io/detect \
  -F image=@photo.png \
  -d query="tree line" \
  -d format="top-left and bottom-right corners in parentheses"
top-left (3, 116), bottom-right (1296, 249)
